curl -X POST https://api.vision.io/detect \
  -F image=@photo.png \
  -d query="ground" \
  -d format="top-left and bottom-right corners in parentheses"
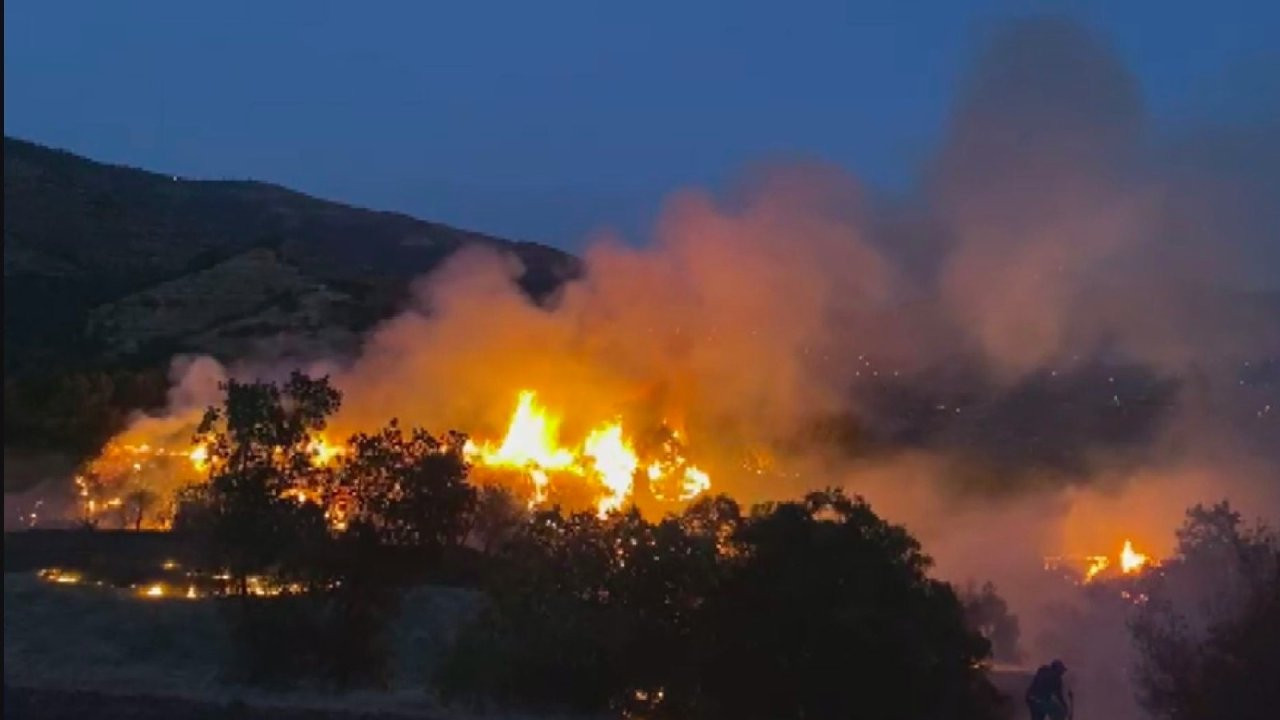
top-left (3, 573), bottom-right (586, 719)
top-left (5, 569), bottom-right (1033, 719)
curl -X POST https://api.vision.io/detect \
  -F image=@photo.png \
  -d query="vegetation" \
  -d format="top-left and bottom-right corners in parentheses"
top-left (438, 491), bottom-right (1005, 719)
top-left (174, 373), bottom-right (468, 688)
top-left (3, 367), bottom-right (169, 466)
top-left (963, 581), bottom-right (1023, 664)
top-left (157, 372), bottom-right (1010, 716)
top-left (1130, 501), bottom-right (1280, 720)
top-left (46, 371), bottom-right (1280, 717)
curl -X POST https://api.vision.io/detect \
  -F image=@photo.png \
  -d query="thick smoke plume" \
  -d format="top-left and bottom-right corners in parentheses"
top-left (54, 17), bottom-right (1278, 717)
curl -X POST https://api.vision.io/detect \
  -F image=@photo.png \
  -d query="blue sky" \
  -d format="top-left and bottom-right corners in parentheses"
top-left (4, 0), bottom-right (1277, 249)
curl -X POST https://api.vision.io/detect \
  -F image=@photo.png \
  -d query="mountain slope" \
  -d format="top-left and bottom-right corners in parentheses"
top-left (3, 136), bottom-right (579, 372)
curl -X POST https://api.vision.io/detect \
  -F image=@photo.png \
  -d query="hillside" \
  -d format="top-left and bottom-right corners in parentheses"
top-left (3, 136), bottom-right (579, 372)
top-left (2, 137), bottom-right (578, 466)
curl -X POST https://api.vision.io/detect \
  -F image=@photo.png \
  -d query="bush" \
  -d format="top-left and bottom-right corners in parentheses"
top-left (437, 490), bottom-right (1006, 719)
top-left (1130, 501), bottom-right (1280, 720)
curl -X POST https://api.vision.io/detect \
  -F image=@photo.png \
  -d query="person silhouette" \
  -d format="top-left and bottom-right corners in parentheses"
top-left (1025, 659), bottom-right (1070, 720)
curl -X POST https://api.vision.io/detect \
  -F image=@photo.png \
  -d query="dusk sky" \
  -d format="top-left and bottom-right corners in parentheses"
top-left (5, 0), bottom-right (1277, 250)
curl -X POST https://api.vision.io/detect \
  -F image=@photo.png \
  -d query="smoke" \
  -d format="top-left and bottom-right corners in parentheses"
top-left (67, 16), bottom-right (1278, 715)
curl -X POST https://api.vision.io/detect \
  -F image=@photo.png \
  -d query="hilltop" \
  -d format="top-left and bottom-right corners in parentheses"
top-left (2, 137), bottom-right (578, 467)
top-left (3, 136), bottom-right (578, 372)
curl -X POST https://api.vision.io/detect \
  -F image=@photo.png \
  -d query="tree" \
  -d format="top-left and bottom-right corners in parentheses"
top-left (963, 581), bottom-right (1023, 664)
top-left (1130, 501), bottom-right (1279, 720)
top-left (124, 488), bottom-right (159, 530)
top-left (192, 371), bottom-right (340, 594)
top-left (178, 372), bottom-right (375, 688)
top-left (437, 504), bottom-right (723, 714)
top-left (468, 484), bottom-right (526, 554)
top-left (339, 420), bottom-right (476, 555)
top-left (684, 489), bottom-right (1002, 720)
top-left (438, 489), bottom-right (1005, 719)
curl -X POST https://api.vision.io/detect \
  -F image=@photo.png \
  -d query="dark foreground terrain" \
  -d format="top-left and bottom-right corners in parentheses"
top-left (3, 686), bottom-right (430, 720)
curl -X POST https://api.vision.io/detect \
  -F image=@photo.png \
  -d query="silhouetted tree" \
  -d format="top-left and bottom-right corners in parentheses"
top-left (439, 489), bottom-right (1005, 719)
top-left (193, 371), bottom-right (339, 594)
top-left (1130, 501), bottom-right (1279, 720)
top-left (176, 372), bottom-right (412, 689)
top-left (963, 581), bottom-right (1023, 664)
top-left (437, 504), bottom-right (723, 714)
top-left (339, 420), bottom-right (475, 555)
top-left (468, 484), bottom-right (526, 554)
top-left (683, 489), bottom-right (1002, 719)
top-left (124, 488), bottom-right (159, 530)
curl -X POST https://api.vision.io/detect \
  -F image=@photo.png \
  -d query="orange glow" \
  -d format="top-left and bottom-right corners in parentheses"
top-left (1120, 539), bottom-right (1149, 574)
top-left (306, 436), bottom-right (345, 466)
top-left (583, 421), bottom-right (639, 515)
top-left (80, 389), bottom-right (713, 527)
top-left (1083, 555), bottom-right (1110, 582)
top-left (467, 390), bottom-right (712, 516)
top-left (189, 444), bottom-right (209, 471)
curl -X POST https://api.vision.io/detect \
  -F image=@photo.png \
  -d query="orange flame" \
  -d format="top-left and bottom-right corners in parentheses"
top-left (1083, 555), bottom-right (1110, 582)
top-left (1120, 539), bottom-right (1149, 574)
top-left (467, 390), bottom-right (711, 516)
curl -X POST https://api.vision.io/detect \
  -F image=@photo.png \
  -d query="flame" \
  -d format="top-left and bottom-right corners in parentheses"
top-left (306, 436), bottom-right (345, 466)
top-left (78, 389), bottom-right (713, 526)
top-left (467, 390), bottom-right (577, 504)
top-left (681, 466), bottom-right (711, 498)
top-left (1083, 555), bottom-right (1110, 582)
top-left (189, 444), bottom-right (209, 471)
top-left (584, 422), bottom-right (638, 515)
top-left (1120, 539), bottom-right (1149, 574)
top-left (1045, 538), bottom-right (1156, 584)
top-left (467, 390), bottom-right (712, 516)
top-left (38, 568), bottom-right (82, 585)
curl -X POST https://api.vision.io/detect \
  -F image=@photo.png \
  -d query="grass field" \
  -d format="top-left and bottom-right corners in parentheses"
top-left (2, 572), bottom-right (523, 718)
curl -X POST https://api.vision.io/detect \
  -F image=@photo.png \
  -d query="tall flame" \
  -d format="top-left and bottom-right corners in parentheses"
top-left (467, 390), bottom-right (577, 504)
top-left (73, 389), bottom-right (712, 527)
top-left (584, 422), bottom-right (638, 515)
top-left (1120, 539), bottom-right (1149, 574)
top-left (466, 390), bottom-right (710, 517)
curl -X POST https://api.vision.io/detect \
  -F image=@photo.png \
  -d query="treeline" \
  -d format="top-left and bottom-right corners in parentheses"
top-left (149, 372), bottom-right (1280, 718)
top-left (166, 372), bottom-right (1011, 718)
top-left (4, 366), bottom-right (170, 464)
top-left (1130, 502), bottom-right (1280, 720)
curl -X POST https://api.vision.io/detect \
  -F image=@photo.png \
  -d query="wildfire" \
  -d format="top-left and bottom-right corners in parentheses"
top-left (306, 436), bottom-right (345, 466)
top-left (188, 444), bottom-right (209, 471)
top-left (465, 390), bottom-right (712, 516)
top-left (466, 391), bottom-right (578, 504)
top-left (1083, 555), bottom-right (1110, 582)
top-left (583, 422), bottom-right (639, 515)
top-left (74, 389), bottom-right (712, 526)
top-left (1120, 539), bottom-right (1149, 574)
top-left (38, 568), bottom-right (82, 585)
top-left (1045, 538), bottom-right (1156, 584)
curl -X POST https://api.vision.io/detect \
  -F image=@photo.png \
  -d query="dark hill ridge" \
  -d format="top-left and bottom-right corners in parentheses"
top-left (4, 136), bottom-right (579, 372)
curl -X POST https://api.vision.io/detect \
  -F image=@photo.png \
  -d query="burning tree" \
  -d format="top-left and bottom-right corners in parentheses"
top-left (188, 371), bottom-right (340, 595)
top-left (338, 420), bottom-right (476, 555)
